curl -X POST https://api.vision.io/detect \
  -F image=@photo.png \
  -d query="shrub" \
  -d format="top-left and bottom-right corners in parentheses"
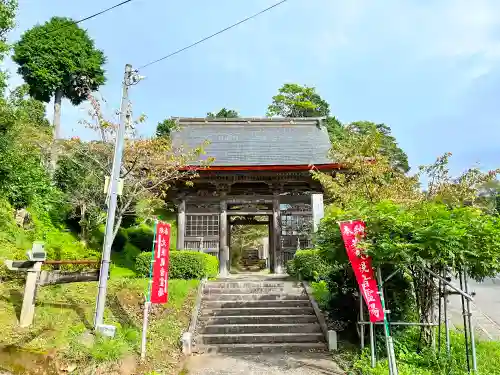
top-left (119, 242), bottom-right (141, 269)
top-left (135, 250), bottom-right (218, 279)
top-left (112, 228), bottom-right (128, 252)
top-left (126, 225), bottom-right (154, 251)
top-left (87, 224), bottom-right (128, 252)
top-left (135, 251), bottom-right (153, 277)
top-left (291, 249), bottom-right (331, 281)
top-left (311, 279), bottom-right (330, 310)
top-left (286, 259), bottom-right (297, 277)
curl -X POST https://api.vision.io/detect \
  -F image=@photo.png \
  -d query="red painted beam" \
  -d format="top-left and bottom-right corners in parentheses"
top-left (179, 163), bottom-right (343, 172)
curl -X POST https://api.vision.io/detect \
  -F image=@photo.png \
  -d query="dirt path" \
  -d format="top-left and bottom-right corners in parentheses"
top-left (184, 352), bottom-right (344, 375)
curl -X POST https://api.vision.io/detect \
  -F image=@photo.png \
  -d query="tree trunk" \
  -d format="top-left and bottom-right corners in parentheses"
top-left (413, 269), bottom-right (437, 347)
top-left (79, 203), bottom-right (87, 242)
top-left (50, 88), bottom-right (63, 173)
top-left (112, 214), bottom-right (124, 245)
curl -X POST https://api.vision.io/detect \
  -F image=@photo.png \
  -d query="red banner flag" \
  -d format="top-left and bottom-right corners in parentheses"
top-left (150, 222), bottom-right (171, 304)
top-left (339, 220), bottom-right (384, 322)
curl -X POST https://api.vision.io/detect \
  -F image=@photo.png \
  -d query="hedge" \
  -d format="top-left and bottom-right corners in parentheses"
top-left (135, 250), bottom-right (218, 279)
top-left (126, 225), bottom-right (155, 251)
top-left (288, 249), bottom-right (331, 281)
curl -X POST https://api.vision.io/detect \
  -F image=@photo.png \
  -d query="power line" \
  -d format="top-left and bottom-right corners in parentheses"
top-left (137, 0), bottom-right (289, 70)
top-left (43, 0), bottom-right (135, 35)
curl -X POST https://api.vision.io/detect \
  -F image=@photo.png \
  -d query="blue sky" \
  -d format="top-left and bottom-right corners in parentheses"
top-left (4, 0), bottom-right (500, 176)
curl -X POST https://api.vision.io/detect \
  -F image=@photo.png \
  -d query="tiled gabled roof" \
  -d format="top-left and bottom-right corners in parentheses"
top-left (171, 117), bottom-right (332, 167)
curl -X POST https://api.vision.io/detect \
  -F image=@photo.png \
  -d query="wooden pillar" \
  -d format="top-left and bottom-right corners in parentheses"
top-left (176, 199), bottom-right (186, 250)
top-left (268, 216), bottom-right (275, 272)
top-left (227, 219), bottom-right (231, 271)
top-left (219, 194), bottom-right (228, 277)
top-left (272, 193), bottom-right (283, 274)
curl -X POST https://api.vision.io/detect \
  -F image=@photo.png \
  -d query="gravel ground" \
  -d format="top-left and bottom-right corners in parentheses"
top-left (185, 352), bottom-right (344, 375)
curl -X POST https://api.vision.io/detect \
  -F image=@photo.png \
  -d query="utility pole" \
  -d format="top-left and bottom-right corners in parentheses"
top-left (94, 64), bottom-right (136, 331)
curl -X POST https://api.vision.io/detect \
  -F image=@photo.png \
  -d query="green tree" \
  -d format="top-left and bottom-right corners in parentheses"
top-left (156, 118), bottom-right (177, 138)
top-left (207, 108), bottom-right (239, 118)
top-left (0, 98), bottom-right (55, 208)
top-left (61, 94), bottom-right (211, 242)
top-left (0, 0), bottom-right (16, 90)
top-left (267, 83), bottom-right (330, 117)
top-left (345, 121), bottom-right (409, 172)
top-left (9, 84), bottom-right (50, 128)
top-left (230, 221), bottom-right (267, 267)
top-left (313, 123), bottom-right (420, 208)
top-left (12, 17), bottom-right (106, 167)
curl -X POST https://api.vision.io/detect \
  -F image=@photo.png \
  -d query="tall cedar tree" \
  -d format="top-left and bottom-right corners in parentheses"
top-left (12, 17), bottom-right (106, 168)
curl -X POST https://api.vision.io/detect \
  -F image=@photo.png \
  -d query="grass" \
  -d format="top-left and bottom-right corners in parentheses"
top-left (0, 276), bottom-right (199, 374)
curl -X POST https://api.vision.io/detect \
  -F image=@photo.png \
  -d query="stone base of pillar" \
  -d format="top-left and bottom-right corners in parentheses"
top-left (273, 264), bottom-right (284, 275)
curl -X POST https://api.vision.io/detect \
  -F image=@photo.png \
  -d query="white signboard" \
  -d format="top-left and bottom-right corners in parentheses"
top-left (311, 193), bottom-right (324, 232)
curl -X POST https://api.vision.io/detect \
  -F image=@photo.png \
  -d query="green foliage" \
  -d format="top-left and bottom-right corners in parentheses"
top-left (28, 202), bottom-right (100, 270)
top-left (8, 84), bottom-right (51, 128)
top-left (313, 124), bottom-right (420, 209)
top-left (126, 224), bottom-right (155, 251)
top-left (289, 249), bottom-right (331, 281)
top-left (134, 252), bottom-right (152, 278)
top-left (89, 333), bottom-right (130, 362)
top-left (54, 151), bottom-right (105, 240)
top-left (156, 118), bottom-right (178, 137)
top-left (207, 108), bottom-right (239, 118)
top-left (111, 231), bottom-right (127, 255)
top-left (285, 259), bottom-right (296, 277)
top-left (230, 222), bottom-right (267, 268)
top-left (352, 329), bottom-right (500, 375)
top-left (0, 105), bottom-right (56, 208)
top-left (267, 83), bottom-right (330, 117)
top-left (318, 200), bottom-right (500, 280)
top-left (310, 279), bottom-right (330, 310)
top-left (343, 121), bottom-right (409, 172)
top-left (0, 0), bottom-right (16, 90)
top-left (135, 251), bottom-right (218, 279)
top-left (12, 16), bottom-right (106, 105)
top-left (118, 242), bottom-right (141, 270)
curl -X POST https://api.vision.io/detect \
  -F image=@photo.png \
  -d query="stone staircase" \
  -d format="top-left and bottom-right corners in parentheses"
top-left (194, 276), bottom-right (327, 353)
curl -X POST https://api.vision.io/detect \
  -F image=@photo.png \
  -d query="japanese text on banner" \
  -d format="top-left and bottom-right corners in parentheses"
top-left (339, 220), bottom-right (384, 322)
top-left (150, 222), bottom-right (171, 304)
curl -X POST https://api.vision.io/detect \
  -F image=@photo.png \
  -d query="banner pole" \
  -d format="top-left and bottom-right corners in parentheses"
top-left (376, 267), bottom-right (398, 375)
top-left (141, 220), bottom-right (159, 361)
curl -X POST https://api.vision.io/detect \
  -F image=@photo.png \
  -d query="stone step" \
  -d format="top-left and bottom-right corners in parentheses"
top-left (202, 306), bottom-right (314, 316)
top-left (204, 287), bottom-right (302, 294)
top-left (196, 342), bottom-right (327, 354)
top-left (199, 332), bottom-right (325, 345)
top-left (202, 323), bottom-right (322, 334)
top-left (204, 299), bottom-right (311, 309)
top-left (204, 293), bottom-right (308, 301)
top-left (207, 282), bottom-right (285, 289)
top-left (202, 314), bottom-right (318, 325)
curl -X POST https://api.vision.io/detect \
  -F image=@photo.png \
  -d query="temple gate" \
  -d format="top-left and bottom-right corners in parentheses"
top-left (170, 117), bottom-right (339, 276)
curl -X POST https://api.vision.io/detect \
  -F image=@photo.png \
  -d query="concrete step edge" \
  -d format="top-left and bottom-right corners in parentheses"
top-left (202, 307), bottom-right (313, 311)
top-left (204, 293), bottom-right (307, 297)
top-left (201, 314), bottom-right (316, 319)
top-left (199, 332), bottom-right (324, 337)
top-left (196, 342), bottom-right (326, 349)
top-left (203, 323), bottom-right (320, 328)
top-left (204, 299), bottom-right (309, 303)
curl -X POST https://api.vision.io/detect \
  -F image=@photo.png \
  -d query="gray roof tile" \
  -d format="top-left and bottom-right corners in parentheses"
top-left (172, 118), bottom-right (333, 166)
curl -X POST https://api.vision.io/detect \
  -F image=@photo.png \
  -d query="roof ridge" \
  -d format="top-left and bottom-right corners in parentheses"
top-left (173, 117), bottom-right (325, 125)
